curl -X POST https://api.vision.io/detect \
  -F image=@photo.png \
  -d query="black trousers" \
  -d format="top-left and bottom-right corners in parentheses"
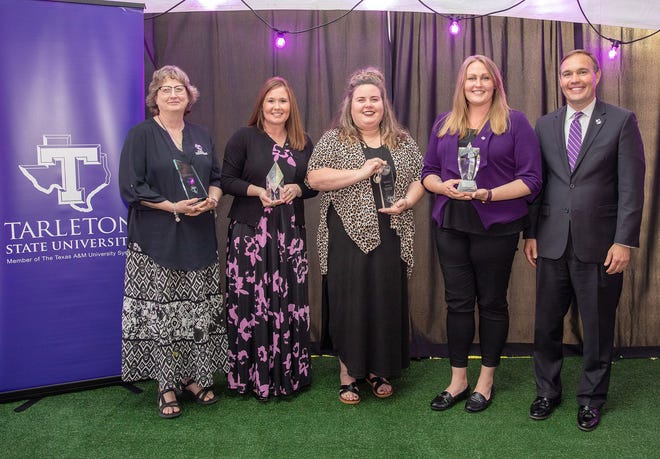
top-left (533, 236), bottom-right (622, 408)
top-left (435, 227), bottom-right (519, 368)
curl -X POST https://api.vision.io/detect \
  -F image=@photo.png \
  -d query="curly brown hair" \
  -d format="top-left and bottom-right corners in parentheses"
top-left (145, 65), bottom-right (199, 115)
top-left (334, 67), bottom-right (406, 151)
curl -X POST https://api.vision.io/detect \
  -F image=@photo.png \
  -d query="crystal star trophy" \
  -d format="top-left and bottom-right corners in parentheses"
top-left (173, 159), bottom-right (208, 202)
top-left (372, 164), bottom-right (396, 208)
top-left (457, 143), bottom-right (480, 192)
top-left (266, 162), bottom-right (284, 200)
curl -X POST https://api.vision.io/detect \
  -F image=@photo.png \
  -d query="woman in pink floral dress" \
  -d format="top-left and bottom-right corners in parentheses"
top-left (221, 77), bottom-right (317, 400)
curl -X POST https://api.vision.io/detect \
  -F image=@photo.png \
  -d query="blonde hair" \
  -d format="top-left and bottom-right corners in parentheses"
top-left (248, 77), bottom-right (307, 151)
top-left (146, 65), bottom-right (199, 115)
top-left (437, 55), bottom-right (510, 138)
top-left (335, 67), bottom-right (406, 150)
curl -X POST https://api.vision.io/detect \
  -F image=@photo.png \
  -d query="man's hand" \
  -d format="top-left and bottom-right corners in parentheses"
top-left (604, 243), bottom-right (631, 274)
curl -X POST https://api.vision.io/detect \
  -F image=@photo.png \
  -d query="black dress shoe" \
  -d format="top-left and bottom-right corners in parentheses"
top-left (430, 386), bottom-right (470, 411)
top-left (577, 405), bottom-right (601, 431)
top-left (529, 396), bottom-right (561, 420)
top-left (464, 387), bottom-right (494, 413)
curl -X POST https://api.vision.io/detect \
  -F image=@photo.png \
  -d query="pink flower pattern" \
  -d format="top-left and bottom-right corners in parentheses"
top-left (225, 147), bottom-right (311, 399)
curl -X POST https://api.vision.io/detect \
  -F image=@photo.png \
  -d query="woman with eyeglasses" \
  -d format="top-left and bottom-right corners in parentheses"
top-left (119, 65), bottom-right (228, 419)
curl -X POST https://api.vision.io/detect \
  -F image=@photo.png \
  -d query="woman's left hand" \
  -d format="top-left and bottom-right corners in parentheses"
top-left (471, 188), bottom-right (490, 203)
top-left (378, 197), bottom-right (408, 215)
top-left (180, 197), bottom-right (214, 216)
top-left (279, 184), bottom-right (302, 204)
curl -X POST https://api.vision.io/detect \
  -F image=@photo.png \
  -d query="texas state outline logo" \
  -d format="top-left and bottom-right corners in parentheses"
top-left (18, 135), bottom-right (111, 213)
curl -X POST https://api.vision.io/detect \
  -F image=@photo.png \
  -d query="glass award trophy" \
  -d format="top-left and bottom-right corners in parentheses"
top-left (457, 143), bottom-right (480, 192)
top-left (266, 162), bottom-right (284, 200)
top-left (372, 164), bottom-right (396, 208)
top-left (173, 159), bottom-right (208, 202)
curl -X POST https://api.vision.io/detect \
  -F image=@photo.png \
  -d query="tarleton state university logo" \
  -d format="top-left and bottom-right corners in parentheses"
top-left (19, 135), bottom-right (111, 212)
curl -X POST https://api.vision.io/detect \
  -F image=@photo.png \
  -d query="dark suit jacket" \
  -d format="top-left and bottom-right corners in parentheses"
top-left (527, 100), bottom-right (645, 263)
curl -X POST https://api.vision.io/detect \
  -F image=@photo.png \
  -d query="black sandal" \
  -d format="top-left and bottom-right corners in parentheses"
top-left (339, 382), bottom-right (361, 405)
top-left (366, 375), bottom-right (393, 399)
top-left (158, 389), bottom-right (181, 419)
top-left (182, 380), bottom-right (219, 406)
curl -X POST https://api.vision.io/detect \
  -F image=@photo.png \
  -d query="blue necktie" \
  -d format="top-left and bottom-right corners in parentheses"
top-left (567, 111), bottom-right (583, 171)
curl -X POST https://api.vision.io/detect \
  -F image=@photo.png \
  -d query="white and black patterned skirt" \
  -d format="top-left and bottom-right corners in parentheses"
top-left (121, 243), bottom-right (229, 389)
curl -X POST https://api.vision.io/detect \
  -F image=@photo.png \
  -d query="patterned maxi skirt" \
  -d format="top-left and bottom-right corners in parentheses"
top-left (121, 243), bottom-right (229, 390)
top-left (225, 205), bottom-right (312, 399)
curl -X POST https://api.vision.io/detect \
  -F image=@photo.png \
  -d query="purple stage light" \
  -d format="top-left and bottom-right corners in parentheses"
top-left (608, 41), bottom-right (620, 60)
top-left (449, 20), bottom-right (460, 35)
top-left (275, 33), bottom-right (286, 49)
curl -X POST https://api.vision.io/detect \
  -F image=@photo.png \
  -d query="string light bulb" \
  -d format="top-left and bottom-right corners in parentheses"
top-left (274, 32), bottom-right (286, 49)
top-left (608, 40), bottom-right (620, 59)
top-left (449, 19), bottom-right (460, 35)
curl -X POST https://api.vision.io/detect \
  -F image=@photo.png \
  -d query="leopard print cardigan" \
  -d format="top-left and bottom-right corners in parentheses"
top-left (306, 128), bottom-right (423, 277)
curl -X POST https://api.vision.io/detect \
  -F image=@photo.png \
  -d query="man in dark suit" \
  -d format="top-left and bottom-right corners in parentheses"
top-left (523, 49), bottom-right (645, 431)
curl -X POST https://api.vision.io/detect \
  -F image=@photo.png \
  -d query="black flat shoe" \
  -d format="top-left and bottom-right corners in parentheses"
top-left (529, 396), bottom-right (561, 420)
top-left (577, 405), bottom-right (601, 431)
top-left (465, 387), bottom-right (494, 413)
top-left (430, 386), bottom-right (471, 411)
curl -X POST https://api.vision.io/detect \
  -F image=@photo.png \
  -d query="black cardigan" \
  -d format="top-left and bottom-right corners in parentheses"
top-left (221, 126), bottom-right (317, 227)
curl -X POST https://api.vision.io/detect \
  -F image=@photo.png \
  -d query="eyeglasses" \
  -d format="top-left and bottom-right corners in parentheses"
top-left (158, 85), bottom-right (186, 95)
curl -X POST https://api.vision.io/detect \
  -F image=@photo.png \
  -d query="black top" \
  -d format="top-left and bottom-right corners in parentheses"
top-left (118, 118), bottom-right (221, 270)
top-left (364, 145), bottom-right (397, 211)
top-left (221, 126), bottom-right (317, 227)
top-left (443, 130), bottom-right (526, 235)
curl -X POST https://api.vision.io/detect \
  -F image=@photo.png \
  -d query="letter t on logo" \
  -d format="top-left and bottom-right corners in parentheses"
top-left (37, 135), bottom-right (102, 204)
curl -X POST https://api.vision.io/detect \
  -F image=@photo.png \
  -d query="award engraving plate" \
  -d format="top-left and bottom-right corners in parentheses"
top-left (457, 143), bottom-right (480, 192)
top-left (266, 162), bottom-right (284, 200)
top-left (372, 164), bottom-right (396, 209)
top-left (173, 159), bottom-right (208, 201)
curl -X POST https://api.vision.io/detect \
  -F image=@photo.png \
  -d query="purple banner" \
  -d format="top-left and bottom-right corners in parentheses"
top-left (0, 0), bottom-right (143, 396)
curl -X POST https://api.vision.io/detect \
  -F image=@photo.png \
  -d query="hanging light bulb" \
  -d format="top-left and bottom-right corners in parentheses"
top-left (449, 19), bottom-right (460, 36)
top-left (275, 32), bottom-right (286, 49)
top-left (608, 40), bottom-right (620, 60)
top-left (198, 0), bottom-right (224, 9)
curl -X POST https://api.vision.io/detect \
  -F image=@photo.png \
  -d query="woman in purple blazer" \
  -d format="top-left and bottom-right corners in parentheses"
top-left (422, 55), bottom-right (541, 413)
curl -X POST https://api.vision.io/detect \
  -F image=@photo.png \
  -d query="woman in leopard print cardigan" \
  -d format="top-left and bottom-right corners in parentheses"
top-left (307, 68), bottom-right (425, 405)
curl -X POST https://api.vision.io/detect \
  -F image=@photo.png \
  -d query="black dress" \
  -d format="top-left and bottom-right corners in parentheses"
top-left (325, 145), bottom-right (409, 379)
top-left (221, 127), bottom-right (316, 398)
top-left (119, 118), bottom-right (229, 391)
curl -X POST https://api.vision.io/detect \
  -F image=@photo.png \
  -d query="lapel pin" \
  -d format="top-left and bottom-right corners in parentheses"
top-left (595, 119), bottom-right (602, 125)
top-left (481, 136), bottom-right (486, 140)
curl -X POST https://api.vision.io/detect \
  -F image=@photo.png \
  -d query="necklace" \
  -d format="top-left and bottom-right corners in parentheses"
top-left (157, 115), bottom-right (184, 150)
top-left (360, 131), bottom-right (382, 149)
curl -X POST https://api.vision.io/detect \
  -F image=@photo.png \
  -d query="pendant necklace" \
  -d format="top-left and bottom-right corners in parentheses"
top-left (158, 115), bottom-right (184, 151)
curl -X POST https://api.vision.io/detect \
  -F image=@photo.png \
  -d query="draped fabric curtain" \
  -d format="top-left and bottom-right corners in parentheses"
top-left (145, 10), bottom-right (659, 352)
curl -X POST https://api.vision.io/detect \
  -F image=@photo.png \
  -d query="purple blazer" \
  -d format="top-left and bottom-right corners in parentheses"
top-left (422, 110), bottom-right (542, 230)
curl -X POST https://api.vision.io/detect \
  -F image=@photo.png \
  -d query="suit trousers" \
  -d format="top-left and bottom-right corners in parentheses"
top-left (435, 227), bottom-right (519, 367)
top-left (533, 235), bottom-right (622, 408)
